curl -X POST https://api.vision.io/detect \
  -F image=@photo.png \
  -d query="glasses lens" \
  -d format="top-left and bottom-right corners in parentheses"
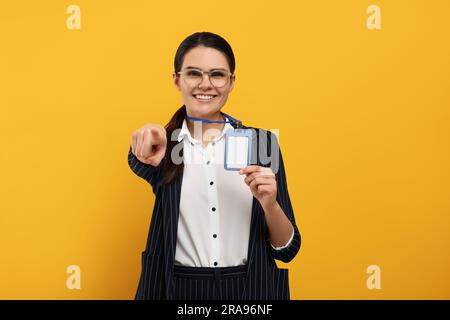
top-left (183, 69), bottom-right (203, 86)
top-left (210, 71), bottom-right (229, 87)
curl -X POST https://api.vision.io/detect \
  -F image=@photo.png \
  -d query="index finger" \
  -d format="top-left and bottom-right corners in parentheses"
top-left (239, 165), bottom-right (263, 175)
top-left (150, 126), bottom-right (165, 143)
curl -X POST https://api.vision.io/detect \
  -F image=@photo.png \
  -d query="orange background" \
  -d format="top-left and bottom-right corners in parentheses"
top-left (0, 0), bottom-right (449, 299)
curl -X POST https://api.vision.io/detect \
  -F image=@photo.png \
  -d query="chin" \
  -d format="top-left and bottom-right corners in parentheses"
top-left (186, 102), bottom-right (222, 117)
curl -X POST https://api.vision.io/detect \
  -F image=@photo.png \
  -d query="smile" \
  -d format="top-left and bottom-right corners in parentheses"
top-left (192, 94), bottom-right (217, 102)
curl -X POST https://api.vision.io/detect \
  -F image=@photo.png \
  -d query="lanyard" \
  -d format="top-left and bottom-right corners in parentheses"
top-left (186, 112), bottom-right (243, 128)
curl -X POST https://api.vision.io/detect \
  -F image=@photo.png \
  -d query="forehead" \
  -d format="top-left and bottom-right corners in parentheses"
top-left (181, 46), bottom-right (229, 70)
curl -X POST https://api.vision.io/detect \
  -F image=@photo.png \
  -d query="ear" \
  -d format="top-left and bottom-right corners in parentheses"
top-left (173, 72), bottom-right (181, 91)
top-left (228, 73), bottom-right (236, 93)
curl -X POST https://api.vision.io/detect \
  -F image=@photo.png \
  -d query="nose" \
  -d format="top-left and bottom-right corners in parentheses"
top-left (198, 73), bottom-right (213, 89)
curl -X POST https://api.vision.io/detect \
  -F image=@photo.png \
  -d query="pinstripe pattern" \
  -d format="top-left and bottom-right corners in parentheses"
top-left (129, 123), bottom-right (301, 300)
top-left (173, 265), bottom-right (247, 300)
top-left (173, 273), bottom-right (245, 300)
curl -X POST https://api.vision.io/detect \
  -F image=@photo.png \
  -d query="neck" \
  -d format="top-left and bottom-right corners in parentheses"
top-left (186, 112), bottom-right (226, 145)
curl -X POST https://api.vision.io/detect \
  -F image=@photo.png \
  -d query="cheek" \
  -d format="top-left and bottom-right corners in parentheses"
top-left (217, 92), bottom-right (230, 107)
top-left (181, 89), bottom-right (195, 101)
top-left (177, 80), bottom-right (191, 94)
top-left (217, 89), bottom-right (230, 101)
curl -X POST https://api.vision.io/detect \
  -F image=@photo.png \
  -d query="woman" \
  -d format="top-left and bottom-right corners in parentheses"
top-left (128, 32), bottom-right (301, 300)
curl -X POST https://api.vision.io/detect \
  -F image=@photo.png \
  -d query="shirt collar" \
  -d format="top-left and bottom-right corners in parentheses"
top-left (177, 118), bottom-right (234, 144)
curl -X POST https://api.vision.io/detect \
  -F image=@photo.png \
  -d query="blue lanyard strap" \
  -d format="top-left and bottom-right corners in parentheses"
top-left (186, 112), bottom-right (242, 127)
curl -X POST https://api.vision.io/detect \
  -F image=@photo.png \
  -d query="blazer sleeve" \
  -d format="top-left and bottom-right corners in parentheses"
top-left (127, 145), bottom-right (164, 193)
top-left (267, 132), bottom-right (302, 263)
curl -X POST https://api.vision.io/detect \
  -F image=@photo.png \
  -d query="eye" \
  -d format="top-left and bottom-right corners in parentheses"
top-left (186, 70), bottom-right (202, 77)
top-left (211, 71), bottom-right (227, 78)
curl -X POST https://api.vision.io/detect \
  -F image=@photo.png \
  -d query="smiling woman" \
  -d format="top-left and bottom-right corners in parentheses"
top-left (165, 33), bottom-right (237, 183)
top-left (128, 32), bottom-right (301, 300)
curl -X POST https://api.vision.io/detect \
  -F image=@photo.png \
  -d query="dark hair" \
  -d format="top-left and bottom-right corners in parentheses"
top-left (162, 32), bottom-right (236, 184)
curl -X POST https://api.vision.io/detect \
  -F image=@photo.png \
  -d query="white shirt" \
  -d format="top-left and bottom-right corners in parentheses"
top-left (174, 118), bottom-right (294, 267)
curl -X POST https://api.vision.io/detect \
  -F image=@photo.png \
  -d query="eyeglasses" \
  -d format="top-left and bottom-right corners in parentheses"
top-left (176, 68), bottom-right (233, 88)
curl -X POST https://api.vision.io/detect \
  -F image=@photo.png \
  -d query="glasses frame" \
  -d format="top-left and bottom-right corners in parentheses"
top-left (176, 68), bottom-right (234, 88)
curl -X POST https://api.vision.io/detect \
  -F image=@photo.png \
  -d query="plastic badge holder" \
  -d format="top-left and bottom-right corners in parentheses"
top-left (224, 127), bottom-right (253, 171)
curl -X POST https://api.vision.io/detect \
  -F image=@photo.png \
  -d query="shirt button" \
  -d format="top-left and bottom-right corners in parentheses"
top-left (206, 160), bottom-right (211, 165)
top-left (214, 262), bottom-right (218, 266)
top-left (212, 142), bottom-right (215, 146)
top-left (213, 234), bottom-right (217, 238)
top-left (212, 207), bottom-right (216, 212)
top-left (190, 141), bottom-right (194, 146)
top-left (210, 181), bottom-right (214, 185)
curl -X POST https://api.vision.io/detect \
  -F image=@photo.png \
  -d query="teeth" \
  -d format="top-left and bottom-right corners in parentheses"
top-left (195, 95), bottom-right (215, 100)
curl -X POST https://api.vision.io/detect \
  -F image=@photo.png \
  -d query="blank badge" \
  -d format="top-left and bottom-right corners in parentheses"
top-left (224, 128), bottom-right (253, 171)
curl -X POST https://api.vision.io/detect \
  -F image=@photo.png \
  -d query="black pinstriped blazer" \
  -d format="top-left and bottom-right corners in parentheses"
top-left (128, 121), bottom-right (301, 300)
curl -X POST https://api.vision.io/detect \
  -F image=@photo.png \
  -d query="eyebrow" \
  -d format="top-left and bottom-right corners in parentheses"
top-left (184, 66), bottom-right (229, 72)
